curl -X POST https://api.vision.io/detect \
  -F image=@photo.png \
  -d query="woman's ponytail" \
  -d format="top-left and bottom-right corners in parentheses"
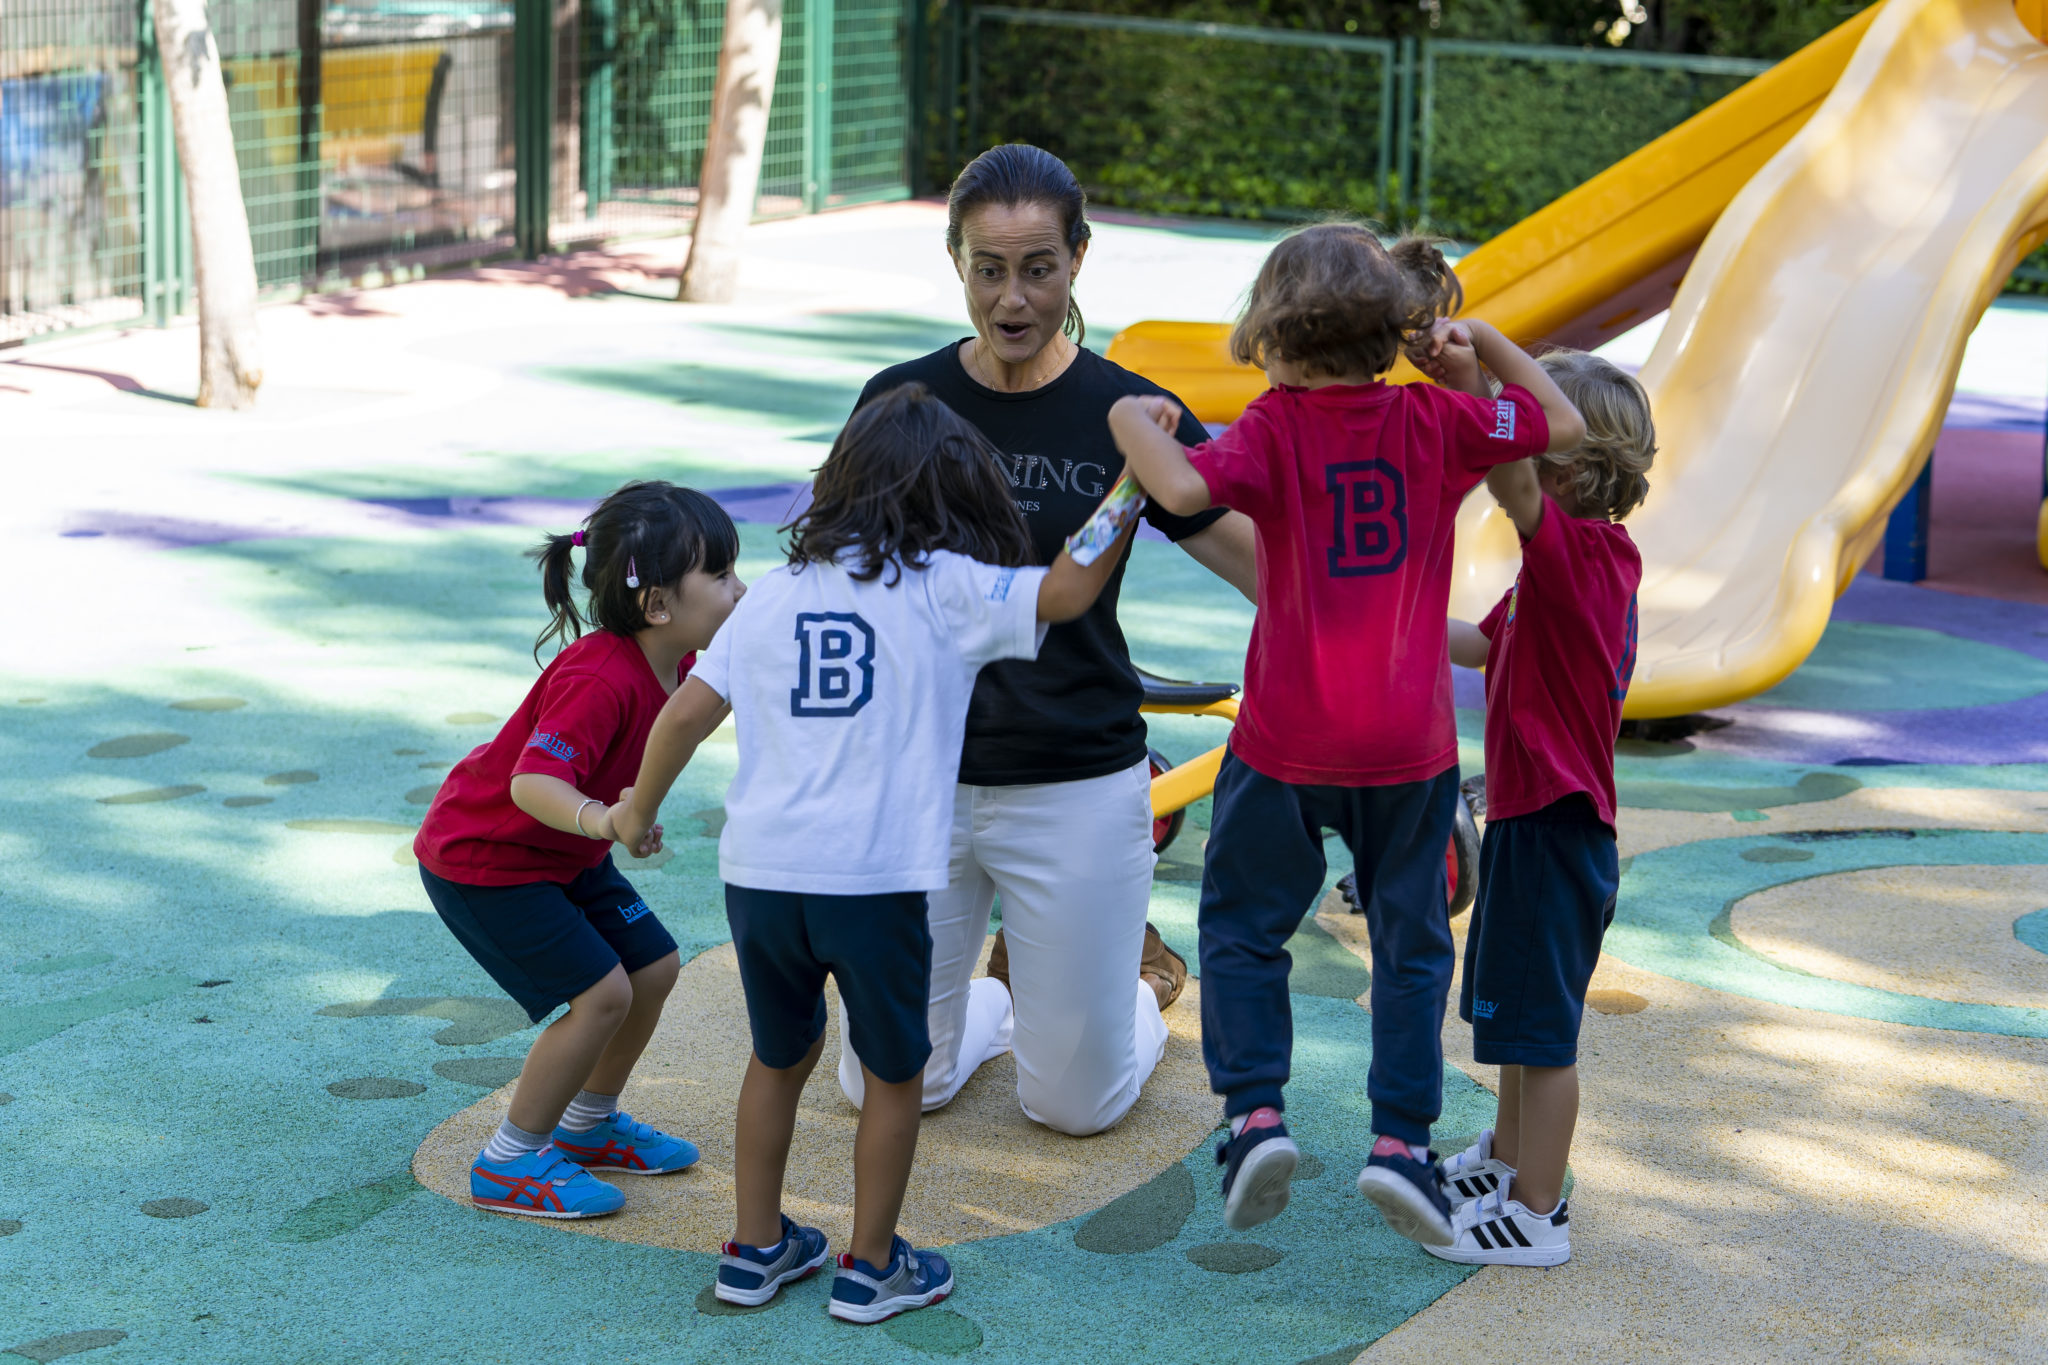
top-left (530, 532), bottom-right (587, 663)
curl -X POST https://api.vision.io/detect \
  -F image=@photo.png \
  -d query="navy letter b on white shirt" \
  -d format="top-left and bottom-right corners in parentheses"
top-left (791, 612), bottom-right (876, 717)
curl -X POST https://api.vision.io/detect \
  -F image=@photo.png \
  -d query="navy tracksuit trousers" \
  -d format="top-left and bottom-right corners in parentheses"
top-left (1197, 749), bottom-right (1459, 1145)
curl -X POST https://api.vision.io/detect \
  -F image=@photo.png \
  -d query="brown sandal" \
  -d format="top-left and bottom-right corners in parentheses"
top-left (1142, 921), bottom-right (1188, 1010)
top-left (988, 923), bottom-right (1187, 1009)
top-left (985, 926), bottom-right (1011, 994)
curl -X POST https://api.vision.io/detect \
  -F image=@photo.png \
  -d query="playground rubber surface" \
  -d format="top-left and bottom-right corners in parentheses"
top-left (2, 204), bottom-right (2045, 1362)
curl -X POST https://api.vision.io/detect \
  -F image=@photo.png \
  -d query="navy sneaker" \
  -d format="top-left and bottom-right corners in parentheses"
top-left (828, 1235), bottom-right (954, 1324)
top-left (1215, 1107), bottom-right (1299, 1231)
top-left (1357, 1137), bottom-right (1455, 1247)
top-left (715, 1214), bottom-right (831, 1306)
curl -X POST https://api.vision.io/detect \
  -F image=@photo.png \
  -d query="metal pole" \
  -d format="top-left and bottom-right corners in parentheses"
top-left (297, 0), bottom-right (324, 281)
top-left (584, 0), bottom-right (617, 212)
top-left (1416, 40), bottom-right (1434, 229)
top-left (139, 0), bottom-right (168, 326)
top-left (966, 8), bottom-right (982, 157)
top-left (945, 1), bottom-right (962, 172)
top-left (907, 0), bottom-right (928, 194)
top-left (1395, 36), bottom-right (1414, 226)
top-left (1375, 45), bottom-right (1394, 222)
top-left (1883, 457), bottom-right (1933, 582)
top-left (513, 0), bottom-right (554, 257)
top-left (807, 0), bottom-right (835, 212)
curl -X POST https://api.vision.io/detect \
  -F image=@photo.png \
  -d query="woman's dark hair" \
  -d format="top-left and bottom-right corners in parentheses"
top-left (946, 143), bottom-right (1092, 343)
top-left (1230, 223), bottom-right (1462, 379)
top-left (528, 480), bottom-right (740, 663)
top-left (787, 383), bottom-right (1035, 584)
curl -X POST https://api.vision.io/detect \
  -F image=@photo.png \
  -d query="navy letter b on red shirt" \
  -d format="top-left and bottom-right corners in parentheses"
top-left (1326, 459), bottom-right (1408, 577)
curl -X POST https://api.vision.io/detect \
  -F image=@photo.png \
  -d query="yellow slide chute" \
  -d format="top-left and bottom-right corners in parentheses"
top-left (1109, 0), bottom-right (2048, 717)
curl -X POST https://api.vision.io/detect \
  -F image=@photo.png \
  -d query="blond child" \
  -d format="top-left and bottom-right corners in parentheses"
top-left (1432, 342), bottom-right (1655, 1266)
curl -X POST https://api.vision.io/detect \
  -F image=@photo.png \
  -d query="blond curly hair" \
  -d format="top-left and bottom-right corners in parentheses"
top-left (1534, 350), bottom-right (1655, 521)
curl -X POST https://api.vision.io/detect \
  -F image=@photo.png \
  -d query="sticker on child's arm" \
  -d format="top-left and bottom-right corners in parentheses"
top-left (1064, 473), bottom-right (1147, 567)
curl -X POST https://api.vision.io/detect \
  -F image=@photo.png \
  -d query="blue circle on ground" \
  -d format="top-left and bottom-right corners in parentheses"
top-left (1611, 830), bottom-right (2048, 1036)
top-left (1750, 622), bottom-right (2048, 712)
top-left (2016, 908), bottom-right (2048, 958)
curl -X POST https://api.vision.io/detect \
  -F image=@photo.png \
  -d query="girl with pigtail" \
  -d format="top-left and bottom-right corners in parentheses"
top-left (412, 480), bottom-right (746, 1220)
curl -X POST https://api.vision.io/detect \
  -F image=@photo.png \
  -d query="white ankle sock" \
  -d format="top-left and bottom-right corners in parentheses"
top-left (559, 1090), bottom-right (618, 1133)
top-left (481, 1117), bottom-right (550, 1164)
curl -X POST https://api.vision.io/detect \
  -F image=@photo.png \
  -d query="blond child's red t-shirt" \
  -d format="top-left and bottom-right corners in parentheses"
top-left (1478, 495), bottom-right (1642, 827)
top-left (414, 631), bottom-right (692, 886)
top-left (1187, 380), bottom-right (1549, 787)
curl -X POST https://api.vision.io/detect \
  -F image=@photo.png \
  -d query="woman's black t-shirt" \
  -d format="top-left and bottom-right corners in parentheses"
top-left (854, 341), bottom-right (1226, 787)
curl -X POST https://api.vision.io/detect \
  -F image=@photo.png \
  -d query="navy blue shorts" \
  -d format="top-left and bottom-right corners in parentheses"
top-left (421, 857), bottom-right (678, 1023)
top-left (725, 884), bottom-right (933, 1085)
top-left (1458, 793), bottom-right (1618, 1067)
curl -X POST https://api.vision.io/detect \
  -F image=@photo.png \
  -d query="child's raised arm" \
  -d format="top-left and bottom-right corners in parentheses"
top-left (1464, 320), bottom-right (1585, 455)
top-left (1038, 514), bottom-right (1140, 623)
top-left (1408, 320), bottom-right (1487, 398)
top-left (1108, 395), bottom-right (1211, 516)
top-left (1485, 459), bottom-right (1545, 540)
top-left (616, 676), bottom-right (728, 850)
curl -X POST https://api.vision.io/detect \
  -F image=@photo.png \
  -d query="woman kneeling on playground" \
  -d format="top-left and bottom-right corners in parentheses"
top-left (836, 144), bottom-right (1259, 1135)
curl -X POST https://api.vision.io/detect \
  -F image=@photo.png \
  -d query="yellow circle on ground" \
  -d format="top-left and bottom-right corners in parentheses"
top-left (1728, 864), bottom-right (2048, 1011)
top-left (415, 938), bottom-right (1217, 1252)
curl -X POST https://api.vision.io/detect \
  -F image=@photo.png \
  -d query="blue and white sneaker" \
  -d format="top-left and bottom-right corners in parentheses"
top-left (1424, 1187), bottom-right (1571, 1267)
top-left (1215, 1107), bottom-right (1299, 1231)
top-left (715, 1214), bottom-right (832, 1306)
top-left (1439, 1128), bottom-right (1516, 1206)
top-left (828, 1235), bottom-right (954, 1324)
top-left (552, 1110), bottom-right (699, 1176)
top-left (1357, 1137), bottom-right (1455, 1247)
top-left (470, 1145), bottom-right (624, 1219)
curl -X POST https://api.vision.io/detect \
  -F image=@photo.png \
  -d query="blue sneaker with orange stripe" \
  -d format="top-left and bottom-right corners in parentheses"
top-left (470, 1145), bottom-right (624, 1219)
top-left (551, 1110), bottom-right (699, 1176)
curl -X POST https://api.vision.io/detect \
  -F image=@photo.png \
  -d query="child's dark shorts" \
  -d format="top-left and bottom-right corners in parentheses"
top-left (420, 857), bottom-right (678, 1023)
top-left (724, 885), bottom-right (933, 1085)
top-left (1458, 793), bottom-right (1618, 1067)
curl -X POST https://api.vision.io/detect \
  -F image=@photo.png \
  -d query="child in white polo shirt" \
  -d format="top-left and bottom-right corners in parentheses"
top-left (616, 382), bottom-right (1137, 1323)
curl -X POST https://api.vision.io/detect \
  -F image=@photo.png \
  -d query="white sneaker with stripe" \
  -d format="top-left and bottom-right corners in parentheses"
top-left (1423, 1187), bottom-right (1571, 1267)
top-left (1439, 1128), bottom-right (1515, 1206)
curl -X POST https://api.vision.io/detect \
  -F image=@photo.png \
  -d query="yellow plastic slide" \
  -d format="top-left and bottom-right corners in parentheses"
top-left (1110, 0), bottom-right (2048, 716)
top-left (1103, 5), bottom-right (1878, 426)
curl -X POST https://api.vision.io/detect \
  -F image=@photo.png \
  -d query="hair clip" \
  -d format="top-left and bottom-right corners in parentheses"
top-left (571, 530), bottom-right (585, 547)
top-left (625, 556), bottom-right (639, 589)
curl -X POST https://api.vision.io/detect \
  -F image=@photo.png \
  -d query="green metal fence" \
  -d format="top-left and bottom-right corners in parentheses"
top-left (959, 7), bottom-right (1770, 240)
top-left (3, 0), bottom-right (917, 346)
top-left (566, 0), bottom-right (913, 244)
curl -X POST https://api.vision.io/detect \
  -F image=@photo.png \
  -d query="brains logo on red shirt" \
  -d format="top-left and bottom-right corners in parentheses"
top-left (1490, 399), bottom-right (1519, 440)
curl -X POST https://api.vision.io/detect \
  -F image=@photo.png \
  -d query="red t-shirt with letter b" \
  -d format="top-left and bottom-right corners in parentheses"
top-left (415, 631), bottom-right (691, 886)
top-left (1478, 495), bottom-right (1642, 827)
top-left (1187, 380), bottom-right (1548, 786)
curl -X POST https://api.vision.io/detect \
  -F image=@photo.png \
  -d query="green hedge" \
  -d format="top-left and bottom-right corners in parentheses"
top-left (967, 17), bottom-right (1752, 239)
top-left (969, 20), bottom-right (1395, 222)
top-left (1418, 54), bottom-right (1750, 239)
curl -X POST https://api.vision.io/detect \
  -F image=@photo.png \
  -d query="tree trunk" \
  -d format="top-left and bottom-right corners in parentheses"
top-left (154, 0), bottom-right (263, 408)
top-left (679, 0), bottom-right (783, 304)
